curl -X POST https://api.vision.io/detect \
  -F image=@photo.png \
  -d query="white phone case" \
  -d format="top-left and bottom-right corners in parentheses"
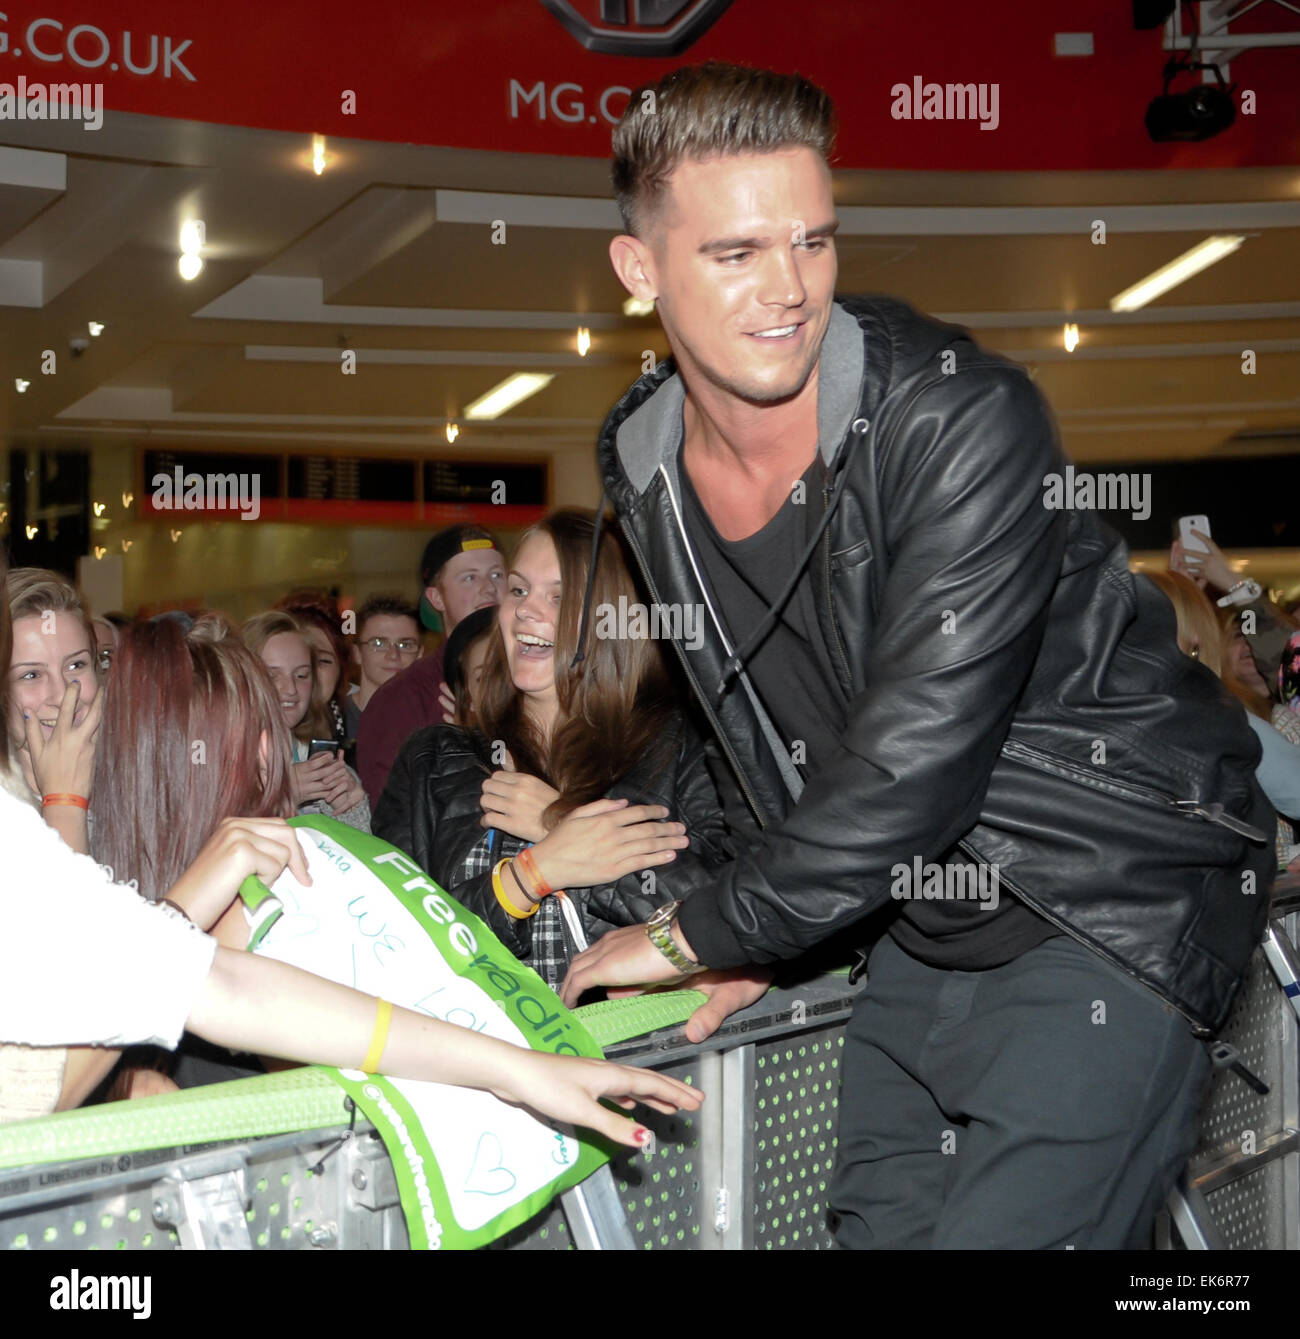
top-left (1178, 514), bottom-right (1211, 555)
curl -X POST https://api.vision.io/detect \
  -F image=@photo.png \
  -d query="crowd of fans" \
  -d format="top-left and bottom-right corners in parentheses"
top-left (0, 516), bottom-right (712, 1133)
top-left (2, 509), bottom-right (1297, 1129)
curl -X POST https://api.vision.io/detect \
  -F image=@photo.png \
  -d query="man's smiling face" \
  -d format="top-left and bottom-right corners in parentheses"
top-left (636, 147), bottom-right (838, 407)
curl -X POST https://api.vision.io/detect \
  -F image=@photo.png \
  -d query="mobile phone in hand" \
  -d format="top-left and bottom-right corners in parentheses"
top-left (307, 739), bottom-right (338, 759)
top-left (1178, 514), bottom-right (1211, 556)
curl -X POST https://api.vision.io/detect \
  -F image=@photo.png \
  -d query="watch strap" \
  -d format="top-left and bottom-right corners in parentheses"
top-left (646, 902), bottom-right (707, 975)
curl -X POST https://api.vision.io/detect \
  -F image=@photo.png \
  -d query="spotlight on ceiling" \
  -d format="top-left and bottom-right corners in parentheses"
top-left (1146, 59), bottom-right (1237, 142)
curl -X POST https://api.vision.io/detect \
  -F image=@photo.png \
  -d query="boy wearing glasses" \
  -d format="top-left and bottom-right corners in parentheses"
top-left (347, 595), bottom-right (422, 745)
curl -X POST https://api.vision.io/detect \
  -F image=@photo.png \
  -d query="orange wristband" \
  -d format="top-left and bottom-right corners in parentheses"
top-left (516, 846), bottom-right (552, 897)
top-left (42, 793), bottom-right (89, 810)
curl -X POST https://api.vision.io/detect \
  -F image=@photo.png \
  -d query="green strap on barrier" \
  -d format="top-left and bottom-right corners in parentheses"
top-left (0, 992), bottom-right (712, 1172)
top-left (0, 1067), bottom-right (345, 1172)
top-left (572, 990), bottom-right (708, 1047)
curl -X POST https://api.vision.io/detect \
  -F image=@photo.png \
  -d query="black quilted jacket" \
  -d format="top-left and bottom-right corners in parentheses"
top-left (371, 712), bottom-right (733, 959)
top-left (595, 295), bottom-right (1276, 1037)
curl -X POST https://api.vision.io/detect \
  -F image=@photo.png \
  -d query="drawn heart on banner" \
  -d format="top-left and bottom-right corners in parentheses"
top-left (464, 1132), bottom-right (518, 1198)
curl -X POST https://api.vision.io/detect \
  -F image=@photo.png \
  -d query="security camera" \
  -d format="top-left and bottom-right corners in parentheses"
top-left (69, 336), bottom-right (89, 356)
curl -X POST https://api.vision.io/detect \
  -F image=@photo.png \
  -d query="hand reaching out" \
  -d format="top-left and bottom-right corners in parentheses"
top-left (489, 1048), bottom-right (703, 1149)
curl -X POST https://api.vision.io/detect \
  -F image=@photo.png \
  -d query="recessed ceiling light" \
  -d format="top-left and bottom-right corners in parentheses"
top-left (623, 296), bottom-right (655, 317)
top-left (15, 378), bottom-right (29, 392)
top-left (1109, 235), bottom-right (1245, 313)
top-left (178, 253), bottom-right (203, 281)
top-left (1063, 322), bottom-right (1080, 353)
top-left (465, 372), bottom-right (555, 420)
top-left (87, 321), bottom-right (105, 337)
top-left (577, 326), bottom-right (591, 357)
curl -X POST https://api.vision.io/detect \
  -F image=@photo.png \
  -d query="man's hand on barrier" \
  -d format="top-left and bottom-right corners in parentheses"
top-left (560, 921), bottom-right (689, 1008)
top-left (491, 1050), bottom-right (704, 1149)
top-left (680, 967), bottom-right (772, 1042)
top-left (605, 967), bottom-right (773, 1043)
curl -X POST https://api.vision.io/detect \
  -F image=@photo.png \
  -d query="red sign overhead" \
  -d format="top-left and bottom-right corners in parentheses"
top-left (0, 1), bottom-right (1295, 169)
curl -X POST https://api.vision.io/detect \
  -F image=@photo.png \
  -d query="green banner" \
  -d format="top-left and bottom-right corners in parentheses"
top-left (240, 815), bottom-right (608, 1249)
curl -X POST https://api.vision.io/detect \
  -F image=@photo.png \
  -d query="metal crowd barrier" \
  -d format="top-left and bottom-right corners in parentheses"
top-left (1160, 899), bottom-right (1300, 1251)
top-left (6, 923), bottom-right (1298, 1252)
top-left (0, 974), bottom-right (860, 1252)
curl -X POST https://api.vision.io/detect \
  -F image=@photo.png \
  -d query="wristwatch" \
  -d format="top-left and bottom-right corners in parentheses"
top-left (645, 900), bottom-right (708, 975)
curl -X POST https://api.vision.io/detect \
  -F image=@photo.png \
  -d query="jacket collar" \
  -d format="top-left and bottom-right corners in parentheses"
top-left (611, 300), bottom-right (866, 496)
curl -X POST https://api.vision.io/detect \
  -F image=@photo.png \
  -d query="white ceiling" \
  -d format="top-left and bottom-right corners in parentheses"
top-left (0, 108), bottom-right (1296, 501)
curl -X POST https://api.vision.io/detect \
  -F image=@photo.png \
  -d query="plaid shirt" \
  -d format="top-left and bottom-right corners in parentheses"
top-left (460, 829), bottom-right (575, 991)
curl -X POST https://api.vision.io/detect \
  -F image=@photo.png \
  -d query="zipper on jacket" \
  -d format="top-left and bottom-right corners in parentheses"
top-left (954, 835), bottom-right (1213, 1038)
top-left (820, 482), bottom-right (853, 697)
top-left (1001, 738), bottom-right (1268, 842)
top-left (620, 489), bottom-right (771, 832)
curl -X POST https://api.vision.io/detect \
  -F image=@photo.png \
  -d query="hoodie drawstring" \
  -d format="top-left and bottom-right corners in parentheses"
top-left (714, 422), bottom-right (868, 705)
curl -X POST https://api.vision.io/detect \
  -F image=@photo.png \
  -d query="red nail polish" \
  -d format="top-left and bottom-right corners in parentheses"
top-left (633, 1126), bottom-right (651, 1144)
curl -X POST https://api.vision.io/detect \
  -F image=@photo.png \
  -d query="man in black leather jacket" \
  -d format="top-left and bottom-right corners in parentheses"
top-left (562, 64), bottom-right (1275, 1249)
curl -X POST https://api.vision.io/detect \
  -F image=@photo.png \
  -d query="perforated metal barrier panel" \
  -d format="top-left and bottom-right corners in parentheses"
top-left (1, 977), bottom-right (858, 1252)
top-left (752, 1032), bottom-right (845, 1250)
top-left (6, 944), bottom-right (1297, 1252)
top-left (1164, 909), bottom-right (1300, 1251)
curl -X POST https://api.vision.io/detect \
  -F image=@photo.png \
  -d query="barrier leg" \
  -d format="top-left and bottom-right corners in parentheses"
top-left (559, 1165), bottom-right (637, 1250)
top-left (1164, 1168), bottom-right (1227, 1250)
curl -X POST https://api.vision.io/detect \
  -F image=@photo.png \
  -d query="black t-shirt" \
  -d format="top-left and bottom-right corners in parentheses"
top-left (678, 442), bottom-right (1057, 970)
top-left (679, 448), bottom-right (846, 775)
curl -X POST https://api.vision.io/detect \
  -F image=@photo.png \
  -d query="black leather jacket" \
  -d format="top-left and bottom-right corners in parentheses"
top-left (371, 713), bottom-right (733, 961)
top-left (596, 295), bottom-right (1275, 1037)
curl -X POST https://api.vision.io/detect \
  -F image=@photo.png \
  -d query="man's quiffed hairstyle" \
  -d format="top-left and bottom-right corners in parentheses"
top-left (612, 62), bottom-right (836, 239)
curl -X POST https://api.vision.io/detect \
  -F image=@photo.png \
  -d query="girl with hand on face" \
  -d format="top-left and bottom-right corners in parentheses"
top-left (3, 569), bottom-right (104, 855)
top-left (375, 509), bottom-right (743, 992)
top-left (243, 611), bottom-right (370, 832)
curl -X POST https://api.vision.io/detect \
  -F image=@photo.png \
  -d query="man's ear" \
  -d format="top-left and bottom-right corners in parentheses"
top-left (609, 233), bottom-right (657, 304)
top-left (426, 584), bottom-right (446, 615)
